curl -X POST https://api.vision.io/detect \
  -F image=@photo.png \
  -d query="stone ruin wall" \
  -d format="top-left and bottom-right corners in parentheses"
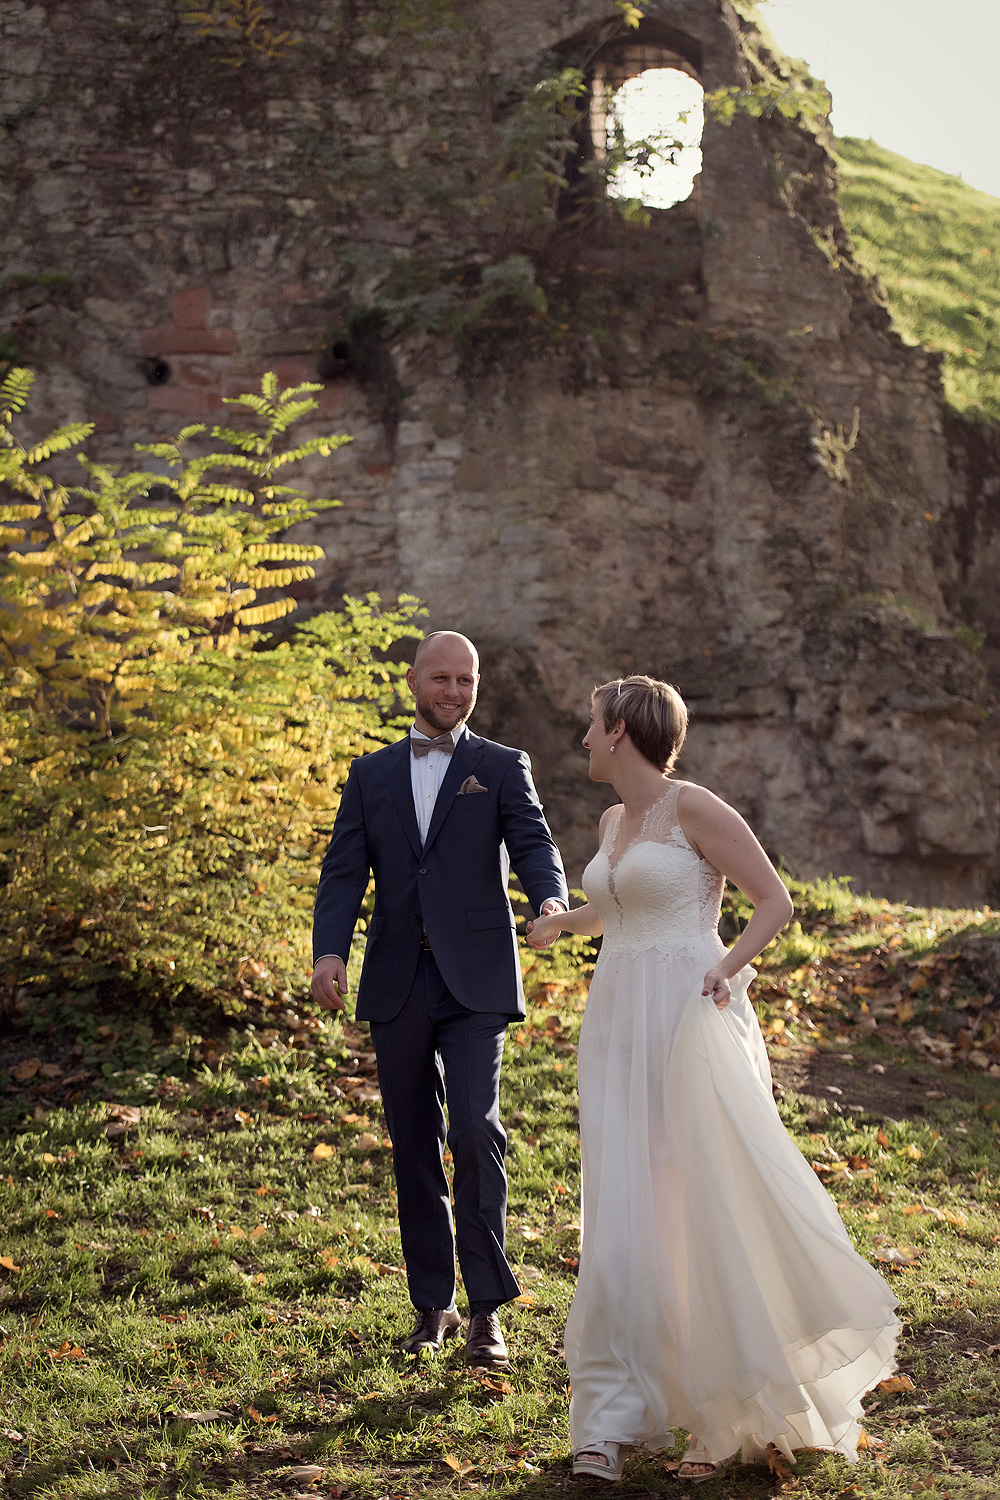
top-left (2, 0), bottom-right (998, 905)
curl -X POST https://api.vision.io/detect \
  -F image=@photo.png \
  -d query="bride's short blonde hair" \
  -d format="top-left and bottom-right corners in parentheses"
top-left (593, 675), bottom-right (688, 772)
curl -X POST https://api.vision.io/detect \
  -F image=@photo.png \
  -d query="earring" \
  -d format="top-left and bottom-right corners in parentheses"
top-left (610, 744), bottom-right (616, 753)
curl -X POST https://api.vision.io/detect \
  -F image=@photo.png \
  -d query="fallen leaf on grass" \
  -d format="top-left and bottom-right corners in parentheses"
top-left (376, 1261), bottom-right (406, 1276)
top-left (902, 1144), bottom-right (922, 1160)
top-left (177, 1409), bottom-right (234, 1423)
top-left (765, 1443), bottom-right (792, 1480)
top-left (878, 1374), bottom-right (915, 1393)
top-left (247, 1405), bottom-right (278, 1424)
top-left (105, 1105), bottom-right (142, 1137)
top-left (444, 1454), bottom-right (474, 1476)
top-left (46, 1340), bottom-right (85, 1360)
top-left (876, 1129), bottom-right (890, 1147)
top-left (476, 1375), bottom-right (514, 1395)
top-left (228, 1224), bottom-right (245, 1239)
top-left (513, 1293), bottom-right (536, 1306)
top-left (0, 1257), bottom-right (21, 1274)
top-left (254, 1184), bottom-right (272, 1196)
top-left (248, 1224), bottom-right (266, 1240)
top-left (39, 1063), bottom-right (62, 1079)
top-left (873, 1244), bottom-right (921, 1268)
top-left (1, 1429), bottom-right (24, 1441)
top-left (311, 1142), bottom-right (335, 1160)
top-left (515, 1226), bottom-right (543, 1241)
top-left (289, 1465), bottom-right (325, 1482)
top-left (12, 1058), bottom-right (40, 1081)
top-left (318, 1249), bottom-right (340, 1269)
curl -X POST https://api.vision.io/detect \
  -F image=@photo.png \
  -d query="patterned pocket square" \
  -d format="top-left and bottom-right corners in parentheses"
top-left (458, 775), bottom-right (488, 795)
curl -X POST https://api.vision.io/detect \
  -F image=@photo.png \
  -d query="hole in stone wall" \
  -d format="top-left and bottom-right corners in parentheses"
top-left (142, 357), bottom-right (172, 386)
top-left (592, 45), bottom-right (704, 210)
top-left (318, 341), bottom-right (352, 380)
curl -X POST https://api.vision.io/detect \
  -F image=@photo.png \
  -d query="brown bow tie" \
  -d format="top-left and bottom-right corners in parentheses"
top-left (411, 736), bottom-right (455, 759)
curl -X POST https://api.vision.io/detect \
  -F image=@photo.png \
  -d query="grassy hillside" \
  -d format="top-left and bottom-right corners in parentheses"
top-left (835, 136), bottom-right (1000, 422)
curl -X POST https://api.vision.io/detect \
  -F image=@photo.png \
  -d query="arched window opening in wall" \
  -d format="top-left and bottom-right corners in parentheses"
top-left (591, 45), bottom-right (704, 211)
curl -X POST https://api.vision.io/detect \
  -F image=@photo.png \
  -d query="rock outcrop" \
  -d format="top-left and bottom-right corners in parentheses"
top-left (1, 0), bottom-right (997, 903)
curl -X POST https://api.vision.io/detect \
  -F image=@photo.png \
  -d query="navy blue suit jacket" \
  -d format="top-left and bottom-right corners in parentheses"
top-left (312, 727), bottom-right (568, 1022)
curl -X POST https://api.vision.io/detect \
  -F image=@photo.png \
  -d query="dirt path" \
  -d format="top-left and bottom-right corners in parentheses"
top-left (769, 1042), bottom-right (977, 1120)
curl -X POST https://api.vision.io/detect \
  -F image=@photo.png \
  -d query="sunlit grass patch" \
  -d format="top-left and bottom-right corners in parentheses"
top-left (836, 137), bottom-right (1000, 422)
top-left (3, 876), bottom-right (1000, 1496)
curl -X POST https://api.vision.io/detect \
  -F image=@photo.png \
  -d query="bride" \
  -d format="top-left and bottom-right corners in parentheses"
top-left (526, 676), bottom-right (899, 1484)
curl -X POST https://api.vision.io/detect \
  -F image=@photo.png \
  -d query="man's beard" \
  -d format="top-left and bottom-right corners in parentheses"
top-left (416, 691), bottom-right (475, 734)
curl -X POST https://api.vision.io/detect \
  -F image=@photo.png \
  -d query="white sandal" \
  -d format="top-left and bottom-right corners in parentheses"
top-left (677, 1439), bottom-right (725, 1484)
top-left (572, 1441), bottom-right (623, 1481)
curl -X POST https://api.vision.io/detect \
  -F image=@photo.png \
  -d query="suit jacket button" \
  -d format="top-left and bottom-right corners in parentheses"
top-left (419, 867), bottom-right (427, 874)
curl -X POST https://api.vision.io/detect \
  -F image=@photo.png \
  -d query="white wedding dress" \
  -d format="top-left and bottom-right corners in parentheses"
top-left (565, 781), bottom-right (900, 1465)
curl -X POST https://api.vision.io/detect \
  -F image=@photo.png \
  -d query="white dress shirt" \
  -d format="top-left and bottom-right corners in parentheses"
top-left (410, 723), bottom-right (463, 844)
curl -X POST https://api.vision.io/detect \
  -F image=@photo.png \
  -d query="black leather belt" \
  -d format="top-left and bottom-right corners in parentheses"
top-left (420, 933), bottom-right (433, 952)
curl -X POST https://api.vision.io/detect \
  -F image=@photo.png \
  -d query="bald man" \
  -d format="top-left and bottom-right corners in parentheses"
top-left (311, 632), bottom-right (568, 1367)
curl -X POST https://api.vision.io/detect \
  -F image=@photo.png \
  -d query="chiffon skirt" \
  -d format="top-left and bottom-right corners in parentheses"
top-left (565, 944), bottom-right (900, 1463)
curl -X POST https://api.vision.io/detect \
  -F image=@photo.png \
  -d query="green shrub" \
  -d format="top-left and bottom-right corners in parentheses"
top-left (0, 368), bottom-right (423, 1028)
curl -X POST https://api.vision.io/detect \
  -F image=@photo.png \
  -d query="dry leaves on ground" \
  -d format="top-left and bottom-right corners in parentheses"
top-left (872, 1241), bottom-right (921, 1268)
top-left (444, 1454), bottom-right (475, 1476)
top-left (105, 1104), bottom-right (142, 1137)
top-left (765, 1444), bottom-right (793, 1481)
top-left (878, 1374), bottom-right (916, 1393)
top-left (311, 1142), bottom-right (335, 1160)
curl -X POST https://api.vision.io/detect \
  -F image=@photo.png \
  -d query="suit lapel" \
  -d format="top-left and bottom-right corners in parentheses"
top-left (383, 736), bottom-right (422, 860)
top-left (422, 729), bottom-right (485, 855)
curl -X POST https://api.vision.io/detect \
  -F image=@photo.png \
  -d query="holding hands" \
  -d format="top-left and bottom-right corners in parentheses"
top-left (525, 908), bottom-right (565, 949)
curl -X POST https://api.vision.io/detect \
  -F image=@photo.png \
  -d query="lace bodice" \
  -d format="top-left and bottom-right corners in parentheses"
top-left (582, 781), bottom-right (725, 962)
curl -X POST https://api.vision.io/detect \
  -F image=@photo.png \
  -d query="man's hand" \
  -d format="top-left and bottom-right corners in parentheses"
top-left (539, 898), bottom-right (566, 917)
top-left (312, 955), bottom-right (348, 1010)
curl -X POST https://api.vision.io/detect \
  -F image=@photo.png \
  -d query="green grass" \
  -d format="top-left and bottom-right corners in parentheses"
top-left (2, 885), bottom-right (1000, 1499)
top-left (835, 136), bottom-right (1000, 422)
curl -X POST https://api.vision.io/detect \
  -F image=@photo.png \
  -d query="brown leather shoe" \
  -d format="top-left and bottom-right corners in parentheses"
top-left (465, 1310), bottom-right (509, 1368)
top-left (402, 1307), bottom-right (462, 1354)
